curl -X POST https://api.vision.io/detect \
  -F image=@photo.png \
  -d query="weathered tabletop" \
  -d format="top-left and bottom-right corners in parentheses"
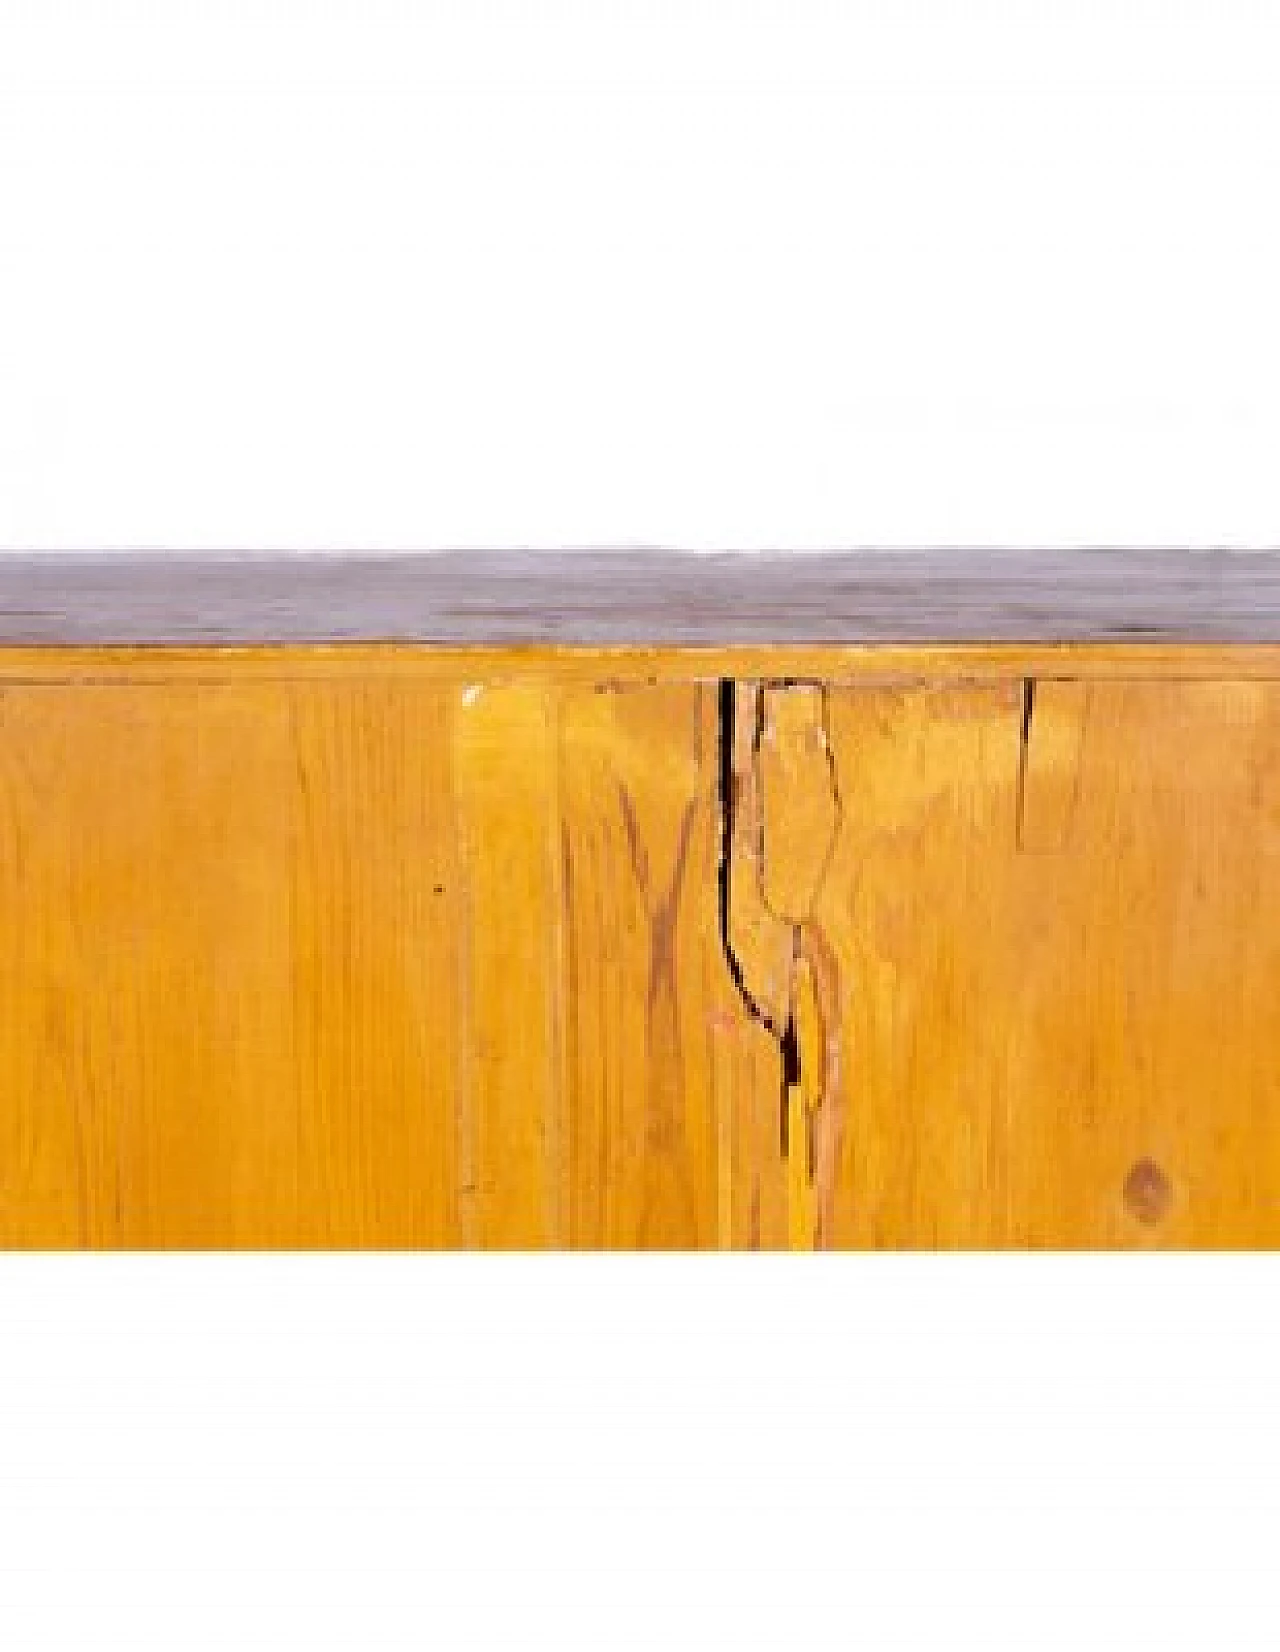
top-left (0, 549), bottom-right (1278, 643)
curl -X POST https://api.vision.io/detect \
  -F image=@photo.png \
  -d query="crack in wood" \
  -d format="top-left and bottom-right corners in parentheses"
top-left (716, 677), bottom-right (843, 1240)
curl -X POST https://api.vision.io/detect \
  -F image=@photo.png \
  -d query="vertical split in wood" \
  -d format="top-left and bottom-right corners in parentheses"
top-left (718, 678), bottom-right (845, 1246)
top-left (1017, 679), bottom-right (1091, 852)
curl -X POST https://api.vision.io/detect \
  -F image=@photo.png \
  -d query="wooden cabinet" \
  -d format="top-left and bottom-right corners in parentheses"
top-left (2, 627), bottom-right (1279, 1246)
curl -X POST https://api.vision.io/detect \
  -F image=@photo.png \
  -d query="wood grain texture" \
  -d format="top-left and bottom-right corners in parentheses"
top-left (1001, 680), bottom-right (1280, 1246)
top-left (817, 684), bottom-right (1021, 1247)
top-left (8, 641), bottom-right (1280, 684)
top-left (558, 684), bottom-right (783, 1248)
top-left (290, 680), bottom-right (460, 1246)
top-left (813, 678), bottom-right (1280, 1246)
top-left (1, 644), bottom-right (1279, 1247)
top-left (0, 685), bottom-right (295, 1245)
top-left (453, 682), bottom-right (566, 1247)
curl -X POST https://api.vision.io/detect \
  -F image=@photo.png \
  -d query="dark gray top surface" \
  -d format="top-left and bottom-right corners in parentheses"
top-left (1, 550), bottom-right (1279, 644)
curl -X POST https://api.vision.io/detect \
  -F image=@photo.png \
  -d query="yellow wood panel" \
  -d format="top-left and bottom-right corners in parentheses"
top-left (558, 684), bottom-right (781, 1248)
top-left (452, 682), bottom-right (566, 1247)
top-left (813, 678), bottom-right (1280, 1247)
top-left (1, 651), bottom-right (1280, 1249)
top-left (1003, 680), bottom-right (1280, 1247)
top-left (816, 684), bottom-right (1023, 1247)
top-left (0, 684), bottom-right (297, 1246)
top-left (289, 681), bottom-right (461, 1246)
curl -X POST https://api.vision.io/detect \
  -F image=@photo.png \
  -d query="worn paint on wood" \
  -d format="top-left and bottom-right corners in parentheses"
top-left (1, 646), bottom-right (1279, 1247)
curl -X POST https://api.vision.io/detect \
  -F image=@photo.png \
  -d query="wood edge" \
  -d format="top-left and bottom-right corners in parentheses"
top-left (4, 641), bottom-right (1280, 684)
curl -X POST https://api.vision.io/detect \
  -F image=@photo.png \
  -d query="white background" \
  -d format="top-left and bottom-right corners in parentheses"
top-left (3, 5), bottom-right (1280, 1649)
top-left (3, 2), bottom-right (1280, 550)
top-left (5, 1262), bottom-right (1280, 1651)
